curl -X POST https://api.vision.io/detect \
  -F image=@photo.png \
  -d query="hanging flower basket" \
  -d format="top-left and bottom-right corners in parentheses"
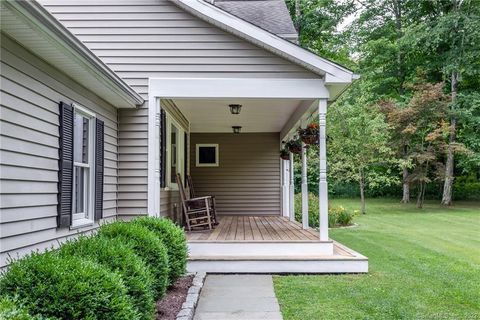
top-left (285, 138), bottom-right (302, 154)
top-left (298, 123), bottom-right (319, 145)
top-left (301, 134), bottom-right (318, 145)
top-left (280, 148), bottom-right (290, 160)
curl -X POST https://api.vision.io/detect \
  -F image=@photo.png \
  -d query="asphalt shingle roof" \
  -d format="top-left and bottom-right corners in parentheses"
top-left (213, 0), bottom-right (298, 38)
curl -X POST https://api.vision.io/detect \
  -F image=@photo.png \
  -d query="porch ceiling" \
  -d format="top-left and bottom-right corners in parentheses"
top-left (174, 98), bottom-right (312, 133)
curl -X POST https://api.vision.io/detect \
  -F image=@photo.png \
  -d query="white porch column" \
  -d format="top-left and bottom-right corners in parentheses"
top-left (318, 99), bottom-right (329, 241)
top-left (301, 142), bottom-right (309, 229)
top-left (288, 152), bottom-right (295, 221)
top-left (281, 159), bottom-right (290, 218)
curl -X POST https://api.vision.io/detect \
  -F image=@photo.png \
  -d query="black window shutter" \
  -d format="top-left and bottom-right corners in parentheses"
top-left (94, 119), bottom-right (104, 221)
top-left (57, 102), bottom-right (74, 228)
top-left (160, 109), bottom-right (167, 188)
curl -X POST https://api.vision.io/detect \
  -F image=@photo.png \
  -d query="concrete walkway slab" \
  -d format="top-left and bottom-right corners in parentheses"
top-left (194, 275), bottom-right (283, 320)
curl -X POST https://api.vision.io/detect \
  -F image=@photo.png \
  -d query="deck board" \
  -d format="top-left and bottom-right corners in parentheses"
top-left (186, 215), bottom-right (322, 242)
top-left (249, 217), bottom-right (263, 240)
top-left (244, 217), bottom-right (254, 240)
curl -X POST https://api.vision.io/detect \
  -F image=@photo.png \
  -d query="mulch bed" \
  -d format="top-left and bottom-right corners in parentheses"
top-left (156, 274), bottom-right (195, 320)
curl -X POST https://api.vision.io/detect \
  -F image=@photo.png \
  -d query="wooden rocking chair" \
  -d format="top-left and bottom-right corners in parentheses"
top-left (176, 173), bottom-right (214, 231)
top-left (187, 175), bottom-right (218, 225)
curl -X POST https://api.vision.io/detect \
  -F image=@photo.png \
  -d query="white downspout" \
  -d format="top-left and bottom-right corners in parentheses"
top-left (289, 152), bottom-right (295, 221)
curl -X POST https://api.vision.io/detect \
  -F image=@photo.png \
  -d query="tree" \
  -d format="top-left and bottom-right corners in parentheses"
top-left (286, 0), bottom-right (356, 67)
top-left (350, 0), bottom-right (445, 202)
top-left (328, 88), bottom-right (398, 214)
top-left (402, 0), bottom-right (480, 205)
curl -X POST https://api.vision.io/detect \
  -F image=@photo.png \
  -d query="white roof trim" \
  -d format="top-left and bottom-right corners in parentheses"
top-left (173, 0), bottom-right (357, 83)
top-left (3, 0), bottom-right (144, 108)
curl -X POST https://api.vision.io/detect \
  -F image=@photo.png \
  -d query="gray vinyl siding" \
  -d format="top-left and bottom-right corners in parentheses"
top-left (40, 0), bottom-right (319, 217)
top-left (190, 133), bottom-right (281, 216)
top-left (0, 34), bottom-right (119, 267)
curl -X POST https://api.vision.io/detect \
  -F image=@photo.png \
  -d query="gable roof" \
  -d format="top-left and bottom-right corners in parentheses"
top-left (173, 0), bottom-right (358, 86)
top-left (1, 0), bottom-right (143, 108)
top-left (213, 0), bottom-right (298, 41)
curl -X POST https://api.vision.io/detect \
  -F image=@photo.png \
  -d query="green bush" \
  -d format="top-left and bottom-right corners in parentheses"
top-left (0, 252), bottom-right (137, 320)
top-left (59, 236), bottom-right (155, 319)
top-left (132, 217), bottom-right (187, 283)
top-left (294, 193), bottom-right (356, 228)
top-left (294, 193), bottom-right (321, 228)
top-left (329, 205), bottom-right (356, 227)
top-left (98, 221), bottom-right (169, 298)
top-left (0, 296), bottom-right (41, 320)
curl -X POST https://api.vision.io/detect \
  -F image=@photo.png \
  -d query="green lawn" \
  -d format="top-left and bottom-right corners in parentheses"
top-left (274, 198), bottom-right (480, 320)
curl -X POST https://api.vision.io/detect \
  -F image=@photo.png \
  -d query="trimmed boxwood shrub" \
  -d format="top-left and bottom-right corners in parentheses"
top-left (132, 217), bottom-right (187, 283)
top-left (59, 236), bottom-right (155, 320)
top-left (98, 221), bottom-right (169, 298)
top-left (0, 252), bottom-right (137, 320)
top-left (0, 296), bottom-right (40, 320)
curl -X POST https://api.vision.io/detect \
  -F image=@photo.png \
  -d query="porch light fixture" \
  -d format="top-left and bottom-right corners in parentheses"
top-left (229, 104), bottom-right (242, 115)
top-left (232, 126), bottom-right (242, 134)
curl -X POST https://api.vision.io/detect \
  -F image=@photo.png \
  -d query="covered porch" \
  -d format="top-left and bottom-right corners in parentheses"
top-left (186, 215), bottom-right (367, 273)
top-left (148, 77), bottom-right (368, 273)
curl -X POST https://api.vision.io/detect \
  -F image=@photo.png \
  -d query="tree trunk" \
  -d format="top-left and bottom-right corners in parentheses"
top-left (416, 182), bottom-right (424, 209)
top-left (359, 168), bottom-right (366, 214)
top-left (294, 0), bottom-right (301, 33)
top-left (441, 70), bottom-right (458, 206)
top-left (401, 166), bottom-right (410, 203)
top-left (393, 0), bottom-right (405, 96)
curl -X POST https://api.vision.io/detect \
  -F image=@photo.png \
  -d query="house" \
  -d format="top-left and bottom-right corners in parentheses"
top-left (0, 0), bottom-right (367, 273)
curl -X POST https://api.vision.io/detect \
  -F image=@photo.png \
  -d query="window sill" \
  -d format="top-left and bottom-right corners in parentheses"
top-left (70, 219), bottom-right (94, 230)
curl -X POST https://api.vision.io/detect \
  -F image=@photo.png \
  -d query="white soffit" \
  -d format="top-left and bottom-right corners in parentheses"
top-left (1, 1), bottom-right (143, 108)
top-left (173, 98), bottom-right (309, 133)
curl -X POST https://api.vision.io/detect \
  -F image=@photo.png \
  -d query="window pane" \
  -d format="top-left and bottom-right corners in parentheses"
top-left (170, 124), bottom-right (178, 183)
top-left (74, 166), bottom-right (87, 215)
top-left (198, 147), bottom-right (217, 164)
top-left (74, 113), bottom-right (89, 164)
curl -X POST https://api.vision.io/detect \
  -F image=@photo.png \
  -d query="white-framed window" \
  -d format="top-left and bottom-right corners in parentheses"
top-left (165, 113), bottom-right (186, 190)
top-left (196, 144), bottom-right (219, 167)
top-left (72, 105), bottom-right (95, 227)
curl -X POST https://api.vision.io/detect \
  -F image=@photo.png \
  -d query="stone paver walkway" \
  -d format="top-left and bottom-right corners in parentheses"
top-left (193, 274), bottom-right (283, 320)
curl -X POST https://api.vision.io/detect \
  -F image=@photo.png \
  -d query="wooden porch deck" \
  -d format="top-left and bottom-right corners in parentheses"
top-left (186, 215), bottom-right (320, 242)
top-left (185, 215), bottom-right (368, 273)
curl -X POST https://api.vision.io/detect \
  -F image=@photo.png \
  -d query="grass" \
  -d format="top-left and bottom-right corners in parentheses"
top-left (273, 198), bottom-right (480, 320)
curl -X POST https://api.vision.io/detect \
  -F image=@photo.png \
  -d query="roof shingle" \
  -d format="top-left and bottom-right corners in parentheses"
top-left (213, 0), bottom-right (298, 40)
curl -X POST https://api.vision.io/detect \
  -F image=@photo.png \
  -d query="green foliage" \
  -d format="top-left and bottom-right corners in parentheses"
top-left (132, 217), bottom-right (187, 283)
top-left (0, 296), bottom-right (42, 320)
top-left (58, 236), bottom-right (155, 320)
top-left (0, 252), bottom-right (137, 320)
top-left (98, 221), bottom-right (169, 299)
top-left (294, 193), bottom-right (356, 228)
top-left (287, 0), bottom-right (480, 205)
top-left (453, 175), bottom-right (480, 201)
top-left (286, 0), bottom-right (356, 68)
top-left (294, 193), bottom-right (319, 228)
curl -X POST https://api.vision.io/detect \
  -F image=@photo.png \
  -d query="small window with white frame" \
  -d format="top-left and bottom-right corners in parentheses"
top-left (72, 105), bottom-right (95, 227)
top-left (196, 144), bottom-right (219, 167)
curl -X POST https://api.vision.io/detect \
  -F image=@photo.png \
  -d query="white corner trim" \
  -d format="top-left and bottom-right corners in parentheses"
top-left (147, 83), bottom-right (157, 216)
top-left (173, 0), bottom-right (355, 82)
top-left (149, 78), bottom-right (329, 99)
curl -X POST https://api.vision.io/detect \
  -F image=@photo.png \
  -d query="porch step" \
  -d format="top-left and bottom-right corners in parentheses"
top-left (188, 240), bottom-right (335, 257)
top-left (187, 254), bottom-right (368, 274)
